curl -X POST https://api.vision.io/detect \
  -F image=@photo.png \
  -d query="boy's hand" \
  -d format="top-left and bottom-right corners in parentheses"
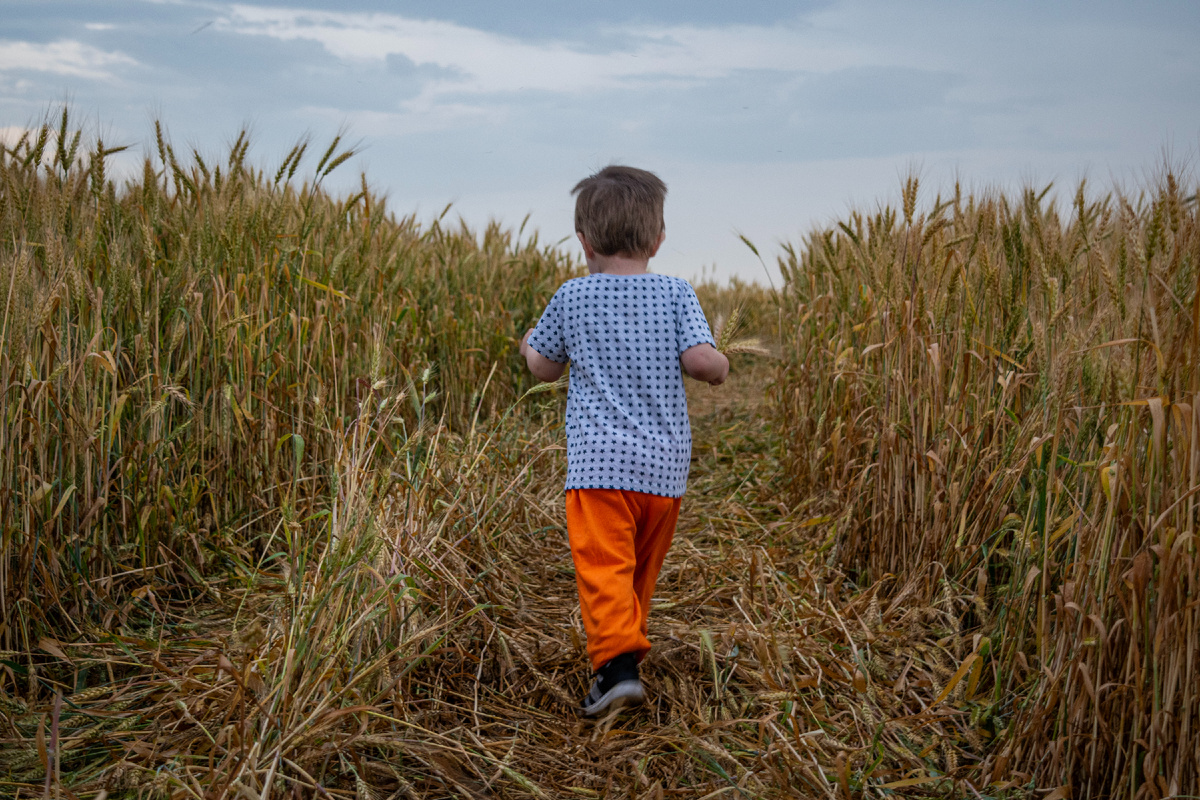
top-left (519, 328), bottom-right (533, 357)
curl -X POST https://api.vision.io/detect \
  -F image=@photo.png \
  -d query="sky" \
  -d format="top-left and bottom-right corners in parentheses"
top-left (2, 1), bottom-right (1199, 284)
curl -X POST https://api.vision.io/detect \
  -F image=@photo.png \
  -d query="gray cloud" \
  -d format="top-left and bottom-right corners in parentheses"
top-left (1, 0), bottom-right (1197, 283)
top-left (0, 39), bottom-right (137, 80)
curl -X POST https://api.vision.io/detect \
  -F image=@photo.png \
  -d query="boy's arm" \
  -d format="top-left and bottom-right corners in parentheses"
top-left (521, 329), bottom-right (567, 382)
top-left (676, 281), bottom-right (726, 386)
top-left (681, 343), bottom-right (729, 386)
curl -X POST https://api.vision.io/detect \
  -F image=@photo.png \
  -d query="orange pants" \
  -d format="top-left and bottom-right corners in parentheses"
top-left (566, 489), bottom-right (682, 671)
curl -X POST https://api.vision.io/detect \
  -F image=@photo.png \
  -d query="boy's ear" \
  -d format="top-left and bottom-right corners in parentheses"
top-left (649, 229), bottom-right (666, 257)
top-left (576, 231), bottom-right (596, 259)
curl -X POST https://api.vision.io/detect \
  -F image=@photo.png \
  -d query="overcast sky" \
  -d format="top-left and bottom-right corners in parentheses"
top-left (3, 1), bottom-right (1198, 283)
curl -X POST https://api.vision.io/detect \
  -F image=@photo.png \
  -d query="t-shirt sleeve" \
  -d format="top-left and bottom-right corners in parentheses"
top-left (526, 287), bottom-right (569, 363)
top-left (676, 282), bottom-right (716, 354)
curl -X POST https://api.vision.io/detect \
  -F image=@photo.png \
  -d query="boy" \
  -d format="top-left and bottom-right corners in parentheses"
top-left (519, 165), bottom-right (729, 716)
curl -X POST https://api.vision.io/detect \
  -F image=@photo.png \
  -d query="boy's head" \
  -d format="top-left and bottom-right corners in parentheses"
top-left (572, 166), bottom-right (666, 258)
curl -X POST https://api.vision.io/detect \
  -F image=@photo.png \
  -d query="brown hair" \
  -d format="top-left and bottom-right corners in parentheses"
top-left (572, 165), bottom-right (666, 257)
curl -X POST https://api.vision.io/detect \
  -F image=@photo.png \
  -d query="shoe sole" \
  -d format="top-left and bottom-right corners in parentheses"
top-left (580, 679), bottom-right (645, 717)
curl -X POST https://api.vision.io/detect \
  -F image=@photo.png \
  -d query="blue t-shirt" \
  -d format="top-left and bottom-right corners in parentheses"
top-left (527, 272), bottom-right (716, 498)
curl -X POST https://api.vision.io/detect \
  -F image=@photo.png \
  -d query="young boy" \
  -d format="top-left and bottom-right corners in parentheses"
top-left (519, 165), bottom-right (729, 716)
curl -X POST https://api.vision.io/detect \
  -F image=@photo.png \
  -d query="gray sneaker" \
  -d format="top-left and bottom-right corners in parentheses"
top-left (580, 652), bottom-right (644, 716)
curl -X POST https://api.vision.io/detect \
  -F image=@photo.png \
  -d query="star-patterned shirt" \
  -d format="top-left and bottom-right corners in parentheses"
top-left (527, 272), bottom-right (716, 498)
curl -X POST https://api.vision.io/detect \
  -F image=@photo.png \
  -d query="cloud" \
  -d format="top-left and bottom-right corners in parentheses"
top-left (220, 5), bottom-right (871, 100)
top-left (0, 39), bottom-right (137, 80)
top-left (298, 103), bottom-right (497, 138)
top-left (385, 52), bottom-right (465, 82)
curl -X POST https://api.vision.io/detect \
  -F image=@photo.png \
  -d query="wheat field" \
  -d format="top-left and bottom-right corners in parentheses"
top-left (0, 111), bottom-right (1196, 799)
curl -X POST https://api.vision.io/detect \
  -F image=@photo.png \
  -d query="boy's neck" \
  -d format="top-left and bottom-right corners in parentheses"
top-left (577, 231), bottom-right (663, 276)
top-left (587, 252), bottom-right (651, 276)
